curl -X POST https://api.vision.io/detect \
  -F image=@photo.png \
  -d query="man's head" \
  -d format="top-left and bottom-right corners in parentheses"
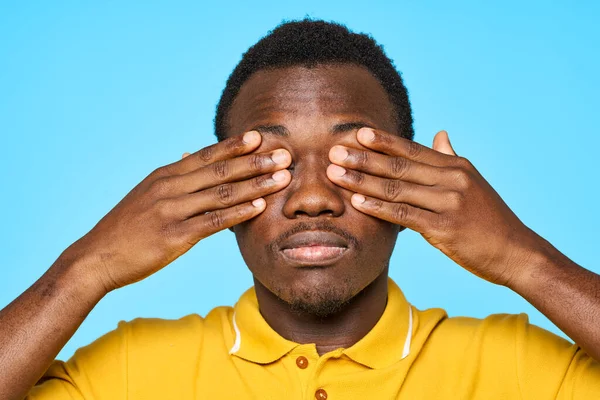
top-left (215, 19), bottom-right (413, 318)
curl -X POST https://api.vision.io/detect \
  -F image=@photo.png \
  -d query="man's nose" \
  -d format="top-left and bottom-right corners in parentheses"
top-left (282, 155), bottom-right (346, 219)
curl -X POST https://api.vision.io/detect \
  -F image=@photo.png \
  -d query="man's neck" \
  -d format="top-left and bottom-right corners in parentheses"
top-left (253, 270), bottom-right (389, 356)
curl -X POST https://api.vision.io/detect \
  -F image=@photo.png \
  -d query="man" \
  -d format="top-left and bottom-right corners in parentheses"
top-left (2, 19), bottom-right (599, 399)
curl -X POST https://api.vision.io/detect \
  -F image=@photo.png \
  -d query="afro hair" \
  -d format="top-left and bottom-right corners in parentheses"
top-left (214, 19), bottom-right (414, 141)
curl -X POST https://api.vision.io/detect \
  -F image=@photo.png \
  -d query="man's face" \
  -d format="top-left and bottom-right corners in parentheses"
top-left (228, 64), bottom-right (402, 316)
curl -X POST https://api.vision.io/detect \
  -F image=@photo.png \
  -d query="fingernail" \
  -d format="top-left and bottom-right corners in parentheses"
top-left (252, 198), bottom-right (266, 208)
top-left (330, 146), bottom-right (349, 162)
top-left (328, 164), bottom-right (347, 178)
top-left (271, 149), bottom-right (289, 165)
top-left (352, 193), bottom-right (366, 204)
top-left (243, 131), bottom-right (260, 144)
top-left (272, 170), bottom-right (288, 182)
top-left (358, 128), bottom-right (375, 142)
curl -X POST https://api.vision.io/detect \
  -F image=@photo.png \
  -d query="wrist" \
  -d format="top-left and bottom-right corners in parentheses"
top-left (50, 247), bottom-right (110, 306)
top-left (503, 231), bottom-right (557, 294)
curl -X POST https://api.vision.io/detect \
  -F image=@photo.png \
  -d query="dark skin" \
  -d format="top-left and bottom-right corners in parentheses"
top-left (226, 64), bottom-right (600, 358)
top-left (0, 123), bottom-right (294, 399)
top-left (227, 65), bottom-right (401, 353)
top-left (1, 63), bottom-right (599, 400)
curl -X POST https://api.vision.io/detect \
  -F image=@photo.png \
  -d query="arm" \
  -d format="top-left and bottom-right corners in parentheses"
top-left (327, 127), bottom-right (600, 361)
top-left (0, 252), bottom-right (105, 400)
top-left (508, 233), bottom-right (600, 362)
top-left (0, 130), bottom-right (292, 400)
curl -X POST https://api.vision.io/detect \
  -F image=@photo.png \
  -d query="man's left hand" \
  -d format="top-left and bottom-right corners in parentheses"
top-left (327, 127), bottom-right (541, 286)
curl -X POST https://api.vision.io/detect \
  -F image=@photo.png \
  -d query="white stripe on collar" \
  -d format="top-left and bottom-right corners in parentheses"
top-left (229, 311), bottom-right (241, 354)
top-left (401, 303), bottom-right (413, 359)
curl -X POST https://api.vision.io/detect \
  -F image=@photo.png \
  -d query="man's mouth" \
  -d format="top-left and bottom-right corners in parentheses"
top-left (279, 231), bottom-right (349, 266)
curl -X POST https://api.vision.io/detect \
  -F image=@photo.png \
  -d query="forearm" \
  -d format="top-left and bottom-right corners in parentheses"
top-left (508, 233), bottom-right (600, 361)
top-left (0, 250), bottom-right (106, 400)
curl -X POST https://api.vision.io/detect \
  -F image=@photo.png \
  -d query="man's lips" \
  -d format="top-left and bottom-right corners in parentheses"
top-left (279, 231), bottom-right (349, 265)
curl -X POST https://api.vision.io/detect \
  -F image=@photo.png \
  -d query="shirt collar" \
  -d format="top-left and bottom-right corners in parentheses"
top-left (229, 288), bottom-right (299, 364)
top-left (229, 277), bottom-right (413, 369)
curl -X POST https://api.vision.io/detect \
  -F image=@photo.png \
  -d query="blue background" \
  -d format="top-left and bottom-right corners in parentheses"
top-left (1, 1), bottom-right (598, 360)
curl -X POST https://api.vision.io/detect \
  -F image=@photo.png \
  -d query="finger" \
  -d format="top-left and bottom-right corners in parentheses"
top-left (350, 193), bottom-right (436, 234)
top-left (327, 165), bottom-right (445, 212)
top-left (180, 198), bottom-right (267, 244)
top-left (174, 170), bottom-right (291, 217)
top-left (329, 145), bottom-right (444, 186)
top-left (432, 130), bottom-right (457, 156)
top-left (166, 131), bottom-right (262, 175)
top-left (356, 128), bottom-right (456, 167)
top-left (172, 148), bottom-right (291, 195)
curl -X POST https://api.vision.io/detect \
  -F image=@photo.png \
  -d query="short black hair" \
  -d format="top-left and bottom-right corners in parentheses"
top-left (214, 19), bottom-right (414, 141)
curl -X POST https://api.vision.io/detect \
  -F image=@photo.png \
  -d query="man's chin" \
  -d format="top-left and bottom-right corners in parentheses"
top-left (287, 292), bottom-right (351, 319)
top-left (253, 260), bottom-right (388, 319)
top-left (269, 276), bottom-right (358, 319)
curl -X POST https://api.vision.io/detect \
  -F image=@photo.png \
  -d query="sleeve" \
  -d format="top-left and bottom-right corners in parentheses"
top-left (514, 313), bottom-right (600, 399)
top-left (25, 321), bottom-right (129, 400)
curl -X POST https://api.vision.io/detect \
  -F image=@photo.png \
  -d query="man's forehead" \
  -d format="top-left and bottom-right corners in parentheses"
top-left (227, 64), bottom-right (397, 137)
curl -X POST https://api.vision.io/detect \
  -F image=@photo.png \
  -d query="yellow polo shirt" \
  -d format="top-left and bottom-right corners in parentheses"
top-left (27, 278), bottom-right (600, 399)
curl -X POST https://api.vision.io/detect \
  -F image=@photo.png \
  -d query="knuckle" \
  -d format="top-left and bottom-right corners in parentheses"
top-left (375, 132), bottom-right (390, 145)
top-left (150, 166), bottom-right (167, 178)
top-left (149, 177), bottom-right (171, 197)
top-left (250, 153), bottom-right (268, 171)
top-left (455, 156), bottom-right (473, 169)
top-left (234, 203), bottom-right (251, 221)
top-left (451, 168), bottom-right (472, 189)
top-left (155, 199), bottom-right (175, 217)
top-left (384, 179), bottom-right (404, 201)
top-left (390, 157), bottom-right (409, 178)
top-left (211, 160), bottom-right (229, 180)
top-left (149, 165), bottom-right (175, 180)
top-left (355, 150), bottom-right (369, 167)
top-left (253, 174), bottom-right (271, 189)
top-left (207, 210), bottom-right (225, 229)
top-left (216, 183), bottom-right (235, 205)
top-left (196, 146), bottom-right (214, 164)
top-left (446, 190), bottom-right (464, 209)
top-left (351, 171), bottom-right (365, 185)
top-left (407, 141), bottom-right (422, 158)
top-left (392, 203), bottom-right (410, 222)
top-left (226, 135), bottom-right (245, 154)
top-left (370, 198), bottom-right (384, 211)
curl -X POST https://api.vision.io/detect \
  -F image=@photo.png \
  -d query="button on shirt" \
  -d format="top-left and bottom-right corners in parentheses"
top-left (27, 278), bottom-right (600, 399)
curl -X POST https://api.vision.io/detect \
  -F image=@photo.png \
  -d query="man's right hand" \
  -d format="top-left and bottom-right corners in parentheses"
top-left (66, 130), bottom-right (291, 294)
top-left (0, 131), bottom-right (292, 400)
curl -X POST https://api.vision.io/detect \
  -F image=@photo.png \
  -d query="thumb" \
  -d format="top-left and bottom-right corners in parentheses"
top-left (432, 130), bottom-right (457, 156)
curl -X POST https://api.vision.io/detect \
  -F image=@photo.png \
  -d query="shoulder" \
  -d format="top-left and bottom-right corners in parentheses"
top-left (122, 305), bottom-right (234, 349)
top-left (58, 305), bottom-right (234, 368)
top-left (32, 306), bottom-right (237, 398)
top-left (431, 312), bottom-right (528, 341)
top-left (118, 306), bottom-right (236, 390)
top-left (418, 311), bottom-right (557, 368)
top-left (427, 311), bottom-right (574, 352)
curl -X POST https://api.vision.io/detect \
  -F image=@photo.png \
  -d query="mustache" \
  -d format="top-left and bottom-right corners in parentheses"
top-left (270, 220), bottom-right (361, 252)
